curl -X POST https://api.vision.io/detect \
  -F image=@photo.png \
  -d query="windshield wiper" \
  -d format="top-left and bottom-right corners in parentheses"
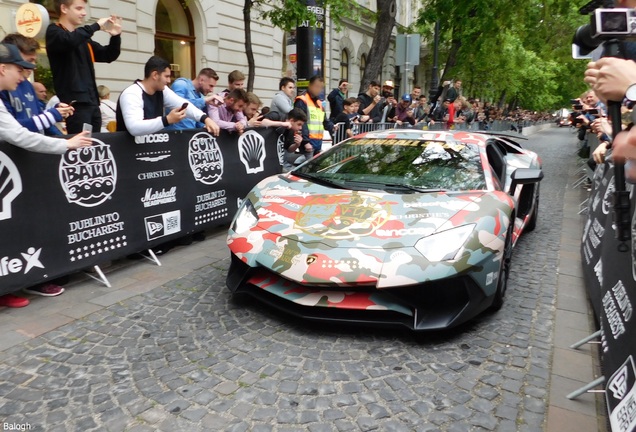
top-left (346, 180), bottom-right (448, 194)
top-left (291, 171), bottom-right (348, 190)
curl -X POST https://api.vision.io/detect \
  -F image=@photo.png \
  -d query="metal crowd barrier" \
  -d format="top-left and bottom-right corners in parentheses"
top-left (331, 118), bottom-right (550, 144)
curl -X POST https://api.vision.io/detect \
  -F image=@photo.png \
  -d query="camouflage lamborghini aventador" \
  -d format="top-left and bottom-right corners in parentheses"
top-left (226, 130), bottom-right (543, 330)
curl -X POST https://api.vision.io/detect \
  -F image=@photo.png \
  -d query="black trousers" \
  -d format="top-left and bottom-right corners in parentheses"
top-left (66, 104), bottom-right (102, 134)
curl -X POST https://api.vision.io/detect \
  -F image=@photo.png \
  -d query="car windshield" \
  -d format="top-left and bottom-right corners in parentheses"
top-left (295, 138), bottom-right (487, 192)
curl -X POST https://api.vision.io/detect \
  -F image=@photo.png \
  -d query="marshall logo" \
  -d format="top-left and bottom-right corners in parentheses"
top-left (239, 130), bottom-right (266, 174)
top-left (59, 138), bottom-right (117, 207)
top-left (0, 247), bottom-right (44, 277)
top-left (144, 210), bottom-right (181, 241)
top-left (0, 151), bottom-right (23, 221)
top-left (188, 132), bottom-right (223, 185)
top-left (141, 187), bottom-right (177, 208)
top-left (135, 133), bottom-right (170, 144)
top-left (306, 255), bottom-right (317, 265)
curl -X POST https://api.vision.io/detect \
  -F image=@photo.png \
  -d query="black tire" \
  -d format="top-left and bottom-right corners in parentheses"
top-left (491, 221), bottom-right (513, 311)
top-left (525, 185), bottom-right (539, 232)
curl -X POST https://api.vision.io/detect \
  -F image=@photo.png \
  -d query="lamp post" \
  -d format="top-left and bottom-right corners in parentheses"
top-left (428, 20), bottom-right (440, 100)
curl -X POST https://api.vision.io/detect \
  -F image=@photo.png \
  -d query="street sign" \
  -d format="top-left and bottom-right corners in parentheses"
top-left (396, 34), bottom-right (421, 67)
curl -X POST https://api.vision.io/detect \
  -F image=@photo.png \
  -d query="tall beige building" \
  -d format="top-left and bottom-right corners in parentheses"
top-left (0, 0), bottom-right (425, 107)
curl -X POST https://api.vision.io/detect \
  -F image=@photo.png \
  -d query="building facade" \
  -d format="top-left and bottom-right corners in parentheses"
top-left (0, 0), bottom-right (423, 109)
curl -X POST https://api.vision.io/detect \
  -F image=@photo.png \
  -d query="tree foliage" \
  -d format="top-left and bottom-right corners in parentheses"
top-left (416, 0), bottom-right (590, 110)
top-left (242, 0), bottom-right (365, 91)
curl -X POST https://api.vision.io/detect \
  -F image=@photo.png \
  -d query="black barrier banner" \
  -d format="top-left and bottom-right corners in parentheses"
top-left (0, 128), bottom-right (284, 295)
top-left (581, 159), bottom-right (636, 432)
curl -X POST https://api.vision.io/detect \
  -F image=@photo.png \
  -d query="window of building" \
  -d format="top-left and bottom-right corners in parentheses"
top-left (155, 0), bottom-right (195, 79)
top-left (360, 53), bottom-right (366, 80)
top-left (340, 49), bottom-right (349, 83)
top-left (33, 0), bottom-right (56, 16)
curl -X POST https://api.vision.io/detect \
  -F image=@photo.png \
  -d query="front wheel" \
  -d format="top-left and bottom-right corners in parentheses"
top-left (490, 221), bottom-right (513, 311)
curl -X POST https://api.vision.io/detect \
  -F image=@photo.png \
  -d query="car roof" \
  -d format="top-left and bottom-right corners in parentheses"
top-left (355, 129), bottom-right (514, 146)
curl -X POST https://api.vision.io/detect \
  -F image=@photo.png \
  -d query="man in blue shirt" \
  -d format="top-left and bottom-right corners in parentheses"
top-left (0, 34), bottom-right (73, 136)
top-left (167, 68), bottom-right (219, 130)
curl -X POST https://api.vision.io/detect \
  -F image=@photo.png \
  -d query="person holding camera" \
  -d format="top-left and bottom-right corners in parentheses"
top-left (357, 80), bottom-right (382, 123)
top-left (167, 68), bottom-right (219, 131)
top-left (586, 56), bottom-right (636, 165)
top-left (46, 0), bottom-right (123, 134)
top-left (328, 79), bottom-right (348, 121)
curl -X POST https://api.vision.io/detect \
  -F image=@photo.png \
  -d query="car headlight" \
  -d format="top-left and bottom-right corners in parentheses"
top-left (415, 224), bottom-right (475, 262)
top-left (232, 199), bottom-right (259, 233)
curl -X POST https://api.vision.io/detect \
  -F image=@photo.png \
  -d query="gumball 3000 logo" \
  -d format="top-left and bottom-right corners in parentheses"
top-left (59, 139), bottom-right (117, 207)
top-left (188, 132), bottom-right (224, 185)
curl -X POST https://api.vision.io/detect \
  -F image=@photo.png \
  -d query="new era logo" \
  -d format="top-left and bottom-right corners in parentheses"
top-left (144, 210), bottom-right (181, 241)
top-left (147, 221), bottom-right (163, 236)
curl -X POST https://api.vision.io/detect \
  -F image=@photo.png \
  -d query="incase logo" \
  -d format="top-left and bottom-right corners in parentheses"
top-left (135, 133), bottom-right (170, 144)
top-left (239, 130), bottom-right (266, 174)
top-left (188, 132), bottom-right (223, 185)
top-left (0, 247), bottom-right (44, 277)
top-left (141, 187), bottom-right (177, 208)
top-left (144, 210), bottom-right (181, 241)
top-left (59, 138), bottom-right (117, 207)
top-left (0, 151), bottom-right (23, 221)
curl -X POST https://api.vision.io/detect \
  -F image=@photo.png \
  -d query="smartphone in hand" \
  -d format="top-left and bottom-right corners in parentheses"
top-left (82, 123), bottom-right (93, 138)
top-left (179, 102), bottom-right (189, 112)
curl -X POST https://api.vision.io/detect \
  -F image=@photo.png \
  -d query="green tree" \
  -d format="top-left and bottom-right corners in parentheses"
top-left (241, 0), bottom-right (364, 92)
top-left (243, 1), bottom-right (396, 94)
top-left (416, 0), bottom-right (589, 111)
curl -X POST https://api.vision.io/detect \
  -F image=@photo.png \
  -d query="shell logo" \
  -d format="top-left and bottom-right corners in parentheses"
top-left (238, 131), bottom-right (267, 175)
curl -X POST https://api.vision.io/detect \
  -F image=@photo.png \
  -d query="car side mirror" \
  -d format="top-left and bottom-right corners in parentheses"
top-left (508, 168), bottom-right (544, 195)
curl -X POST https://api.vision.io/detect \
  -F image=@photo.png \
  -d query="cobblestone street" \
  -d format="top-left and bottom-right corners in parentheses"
top-left (0, 128), bottom-right (601, 431)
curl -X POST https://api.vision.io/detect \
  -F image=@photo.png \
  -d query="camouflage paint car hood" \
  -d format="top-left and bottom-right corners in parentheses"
top-left (229, 174), bottom-right (515, 289)
top-left (248, 175), bottom-right (498, 248)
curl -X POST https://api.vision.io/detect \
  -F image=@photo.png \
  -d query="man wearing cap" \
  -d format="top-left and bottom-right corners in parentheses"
top-left (0, 33), bottom-right (72, 136)
top-left (393, 94), bottom-right (416, 126)
top-left (0, 42), bottom-right (92, 308)
top-left (0, 43), bottom-right (91, 154)
top-left (382, 80), bottom-right (395, 98)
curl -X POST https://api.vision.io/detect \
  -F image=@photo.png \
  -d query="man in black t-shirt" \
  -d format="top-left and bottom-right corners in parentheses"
top-left (334, 97), bottom-right (360, 143)
top-left (357, 80), bottom-right (382, 123)
top-left (273, 108), bottom-right (309, 172)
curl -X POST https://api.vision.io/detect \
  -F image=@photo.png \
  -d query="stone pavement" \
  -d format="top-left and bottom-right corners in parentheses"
top-left (0, 128), bottom-right (604, 431)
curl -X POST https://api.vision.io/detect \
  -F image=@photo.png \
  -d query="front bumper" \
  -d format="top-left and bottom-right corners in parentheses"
top-left (226, 253), bottom-right (497, 331)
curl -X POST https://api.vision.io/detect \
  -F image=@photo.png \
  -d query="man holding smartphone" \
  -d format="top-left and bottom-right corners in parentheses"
top-left (46, 0), bottom-right (122, 134)
top-left (116, 56), bottom-right (220, 136)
